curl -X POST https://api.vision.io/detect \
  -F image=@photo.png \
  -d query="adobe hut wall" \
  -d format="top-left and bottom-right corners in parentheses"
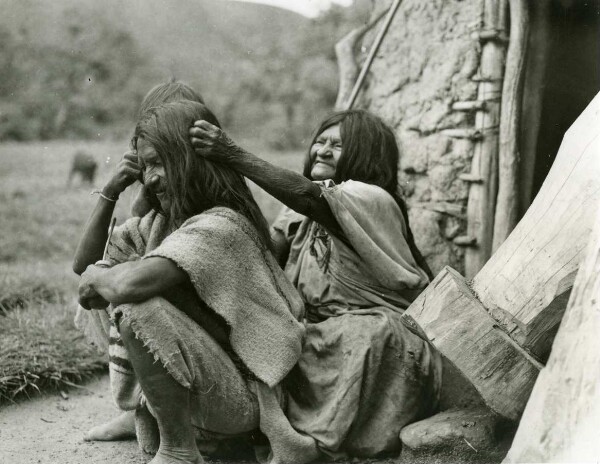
top-left (359, 0), bottom-right (485, 275)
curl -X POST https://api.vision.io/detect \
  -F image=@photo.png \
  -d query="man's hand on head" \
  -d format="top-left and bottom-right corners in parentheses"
top-left (103, 150), bottom-right (142, 200)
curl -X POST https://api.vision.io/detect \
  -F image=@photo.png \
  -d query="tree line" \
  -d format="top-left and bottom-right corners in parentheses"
top-left (0, 4), bottom-right (366, 148)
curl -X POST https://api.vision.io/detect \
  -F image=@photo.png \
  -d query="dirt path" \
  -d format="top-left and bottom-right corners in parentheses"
top-left (0, 376), bottom-right (395, 464)
top-left (0, 375), bottom-right (146, 464)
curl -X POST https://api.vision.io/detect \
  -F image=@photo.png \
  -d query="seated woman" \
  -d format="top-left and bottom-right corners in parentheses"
top-left (190, 109), bottom-right (442, 460)
top-left (74, 100), bottom-right (305, 464)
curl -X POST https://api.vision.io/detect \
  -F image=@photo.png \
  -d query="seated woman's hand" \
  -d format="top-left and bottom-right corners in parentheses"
top-left (103, 150), bottom-right (142, 199)
top-left (189, 120), bottom-right (239, 163)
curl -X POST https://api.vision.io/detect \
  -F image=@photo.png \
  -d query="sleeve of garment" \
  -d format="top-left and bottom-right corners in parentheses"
top-left (270, 206), bottom-right (306, 244)
top-left (321, 180), bottom-right (429, 291)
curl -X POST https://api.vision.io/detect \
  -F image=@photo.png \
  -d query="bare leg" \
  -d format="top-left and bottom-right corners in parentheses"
top-left (120, 321), bottom-right (203, 464)
top-left (136, 405), bottom-right (160, 454)
top-left (84, 410), bottom-right (136, 441)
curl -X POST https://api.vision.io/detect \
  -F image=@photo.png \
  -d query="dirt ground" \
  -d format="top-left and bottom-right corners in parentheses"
top-left (0, 375), bottom-right (146, 464)
top-left (0, 375), bottom-right (397, 464)
top-left (0, 374), bottom-right (509, 464)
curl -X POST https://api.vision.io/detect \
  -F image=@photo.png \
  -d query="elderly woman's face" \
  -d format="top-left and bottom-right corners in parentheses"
top-left (137, 138), bottom-right (170, 212)
top-left (310, 124), bottom-right (342, 181)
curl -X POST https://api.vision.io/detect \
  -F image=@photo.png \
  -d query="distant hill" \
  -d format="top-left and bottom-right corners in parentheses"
top-left (1, 0), bottom-right (308, 105)
top-left (0, 0), bottom-right (367, 145)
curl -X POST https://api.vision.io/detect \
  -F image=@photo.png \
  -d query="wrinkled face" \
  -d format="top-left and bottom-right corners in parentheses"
top-left (137, 137), bottom-right (170, 212)
top-left (309, 124), bottom-right (342, 181)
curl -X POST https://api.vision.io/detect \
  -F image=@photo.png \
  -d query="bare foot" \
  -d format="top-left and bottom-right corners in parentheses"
top-left (83, 410), bottom-right (136, 441)
top-left (149, 446), bottom-right (204, 464)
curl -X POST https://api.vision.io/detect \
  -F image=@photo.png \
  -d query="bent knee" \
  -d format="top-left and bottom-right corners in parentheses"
top-left (114, 297), bottom-right (174, 335)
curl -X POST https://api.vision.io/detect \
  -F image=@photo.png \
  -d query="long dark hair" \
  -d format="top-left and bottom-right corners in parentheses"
top-left (304, 109), bottom-right (433, 279)
top-left (138, 80), bottom-right (204, 118)
top-left (133, 100), bottom-right (271, 249)
top-left (131, 80), bottom-right (206, 214)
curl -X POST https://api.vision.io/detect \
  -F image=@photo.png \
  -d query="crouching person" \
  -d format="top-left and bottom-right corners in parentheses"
top-left (73, 101), bottom-right (304, 464)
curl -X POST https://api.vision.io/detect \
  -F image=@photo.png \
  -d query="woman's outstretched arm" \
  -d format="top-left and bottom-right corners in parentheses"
top-left (189, 121), bottom-right (344, 238)
top-left (73, 150), bottom-right (141, 275)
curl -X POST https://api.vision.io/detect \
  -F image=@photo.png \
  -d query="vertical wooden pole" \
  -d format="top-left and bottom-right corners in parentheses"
top-left (492, 0), bottom-right (529, 251)
top-left (463, 0), bottom-right (507, 278)
top-left (334, 11), bottom-right (387, 110)
top-left (343, 0), bottom-right (403, 110)
top-left (518, 0), bottom-right (551, 215)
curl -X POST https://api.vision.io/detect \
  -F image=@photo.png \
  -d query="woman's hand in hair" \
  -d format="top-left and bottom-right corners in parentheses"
top-left (104, 150), bottom-right (141, 199)
top-left (189, 120), bottom-right (240, 164)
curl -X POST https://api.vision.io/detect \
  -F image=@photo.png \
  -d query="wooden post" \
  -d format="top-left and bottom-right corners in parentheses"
top-left (405, 91), bottom-right (600, 420)
top-left (503, 204), bottom-right (600, 463)
top-left (403, 267), bottom-right (541, 421)
top-left (473, 91), bottom-right (600, 361)
top-left (343, 0), bottom-right (403, 110)
top-left (492, 0), bottom-right (530, 251)
top-left (334, 11), bottom-right (386, 110)
top-left (518, 0), bottom-right (551, 215)
top-left (463, 0), bottom-right (507, 278)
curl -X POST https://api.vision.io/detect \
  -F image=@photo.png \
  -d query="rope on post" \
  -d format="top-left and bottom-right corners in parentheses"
top-left (343, 0), bottom-right (404, 110)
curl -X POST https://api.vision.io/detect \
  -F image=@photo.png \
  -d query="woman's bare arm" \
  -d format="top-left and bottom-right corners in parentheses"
top-left (189, 122), bottom-right (344, 238)
top-left (73, 151), bottom-right (141, 275)
top-left (78, 257), bottom-right (187, 309)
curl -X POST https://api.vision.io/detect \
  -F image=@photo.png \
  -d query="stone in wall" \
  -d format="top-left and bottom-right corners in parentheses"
top-left (361, 0), bottom-right (484, 275)
top-left (408, 208), bottom-right (464, 273)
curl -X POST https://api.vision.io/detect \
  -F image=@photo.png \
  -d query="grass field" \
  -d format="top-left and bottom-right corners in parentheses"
top-left (0, 139), bottom-right (303, 403)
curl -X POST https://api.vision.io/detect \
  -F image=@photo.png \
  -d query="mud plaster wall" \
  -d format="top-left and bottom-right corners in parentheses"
top-left (359, 0), bottom-right (485, 275)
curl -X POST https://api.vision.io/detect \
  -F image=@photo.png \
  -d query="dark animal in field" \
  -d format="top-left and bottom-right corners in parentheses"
top-left (68, 151), bottom-right (98, 186)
